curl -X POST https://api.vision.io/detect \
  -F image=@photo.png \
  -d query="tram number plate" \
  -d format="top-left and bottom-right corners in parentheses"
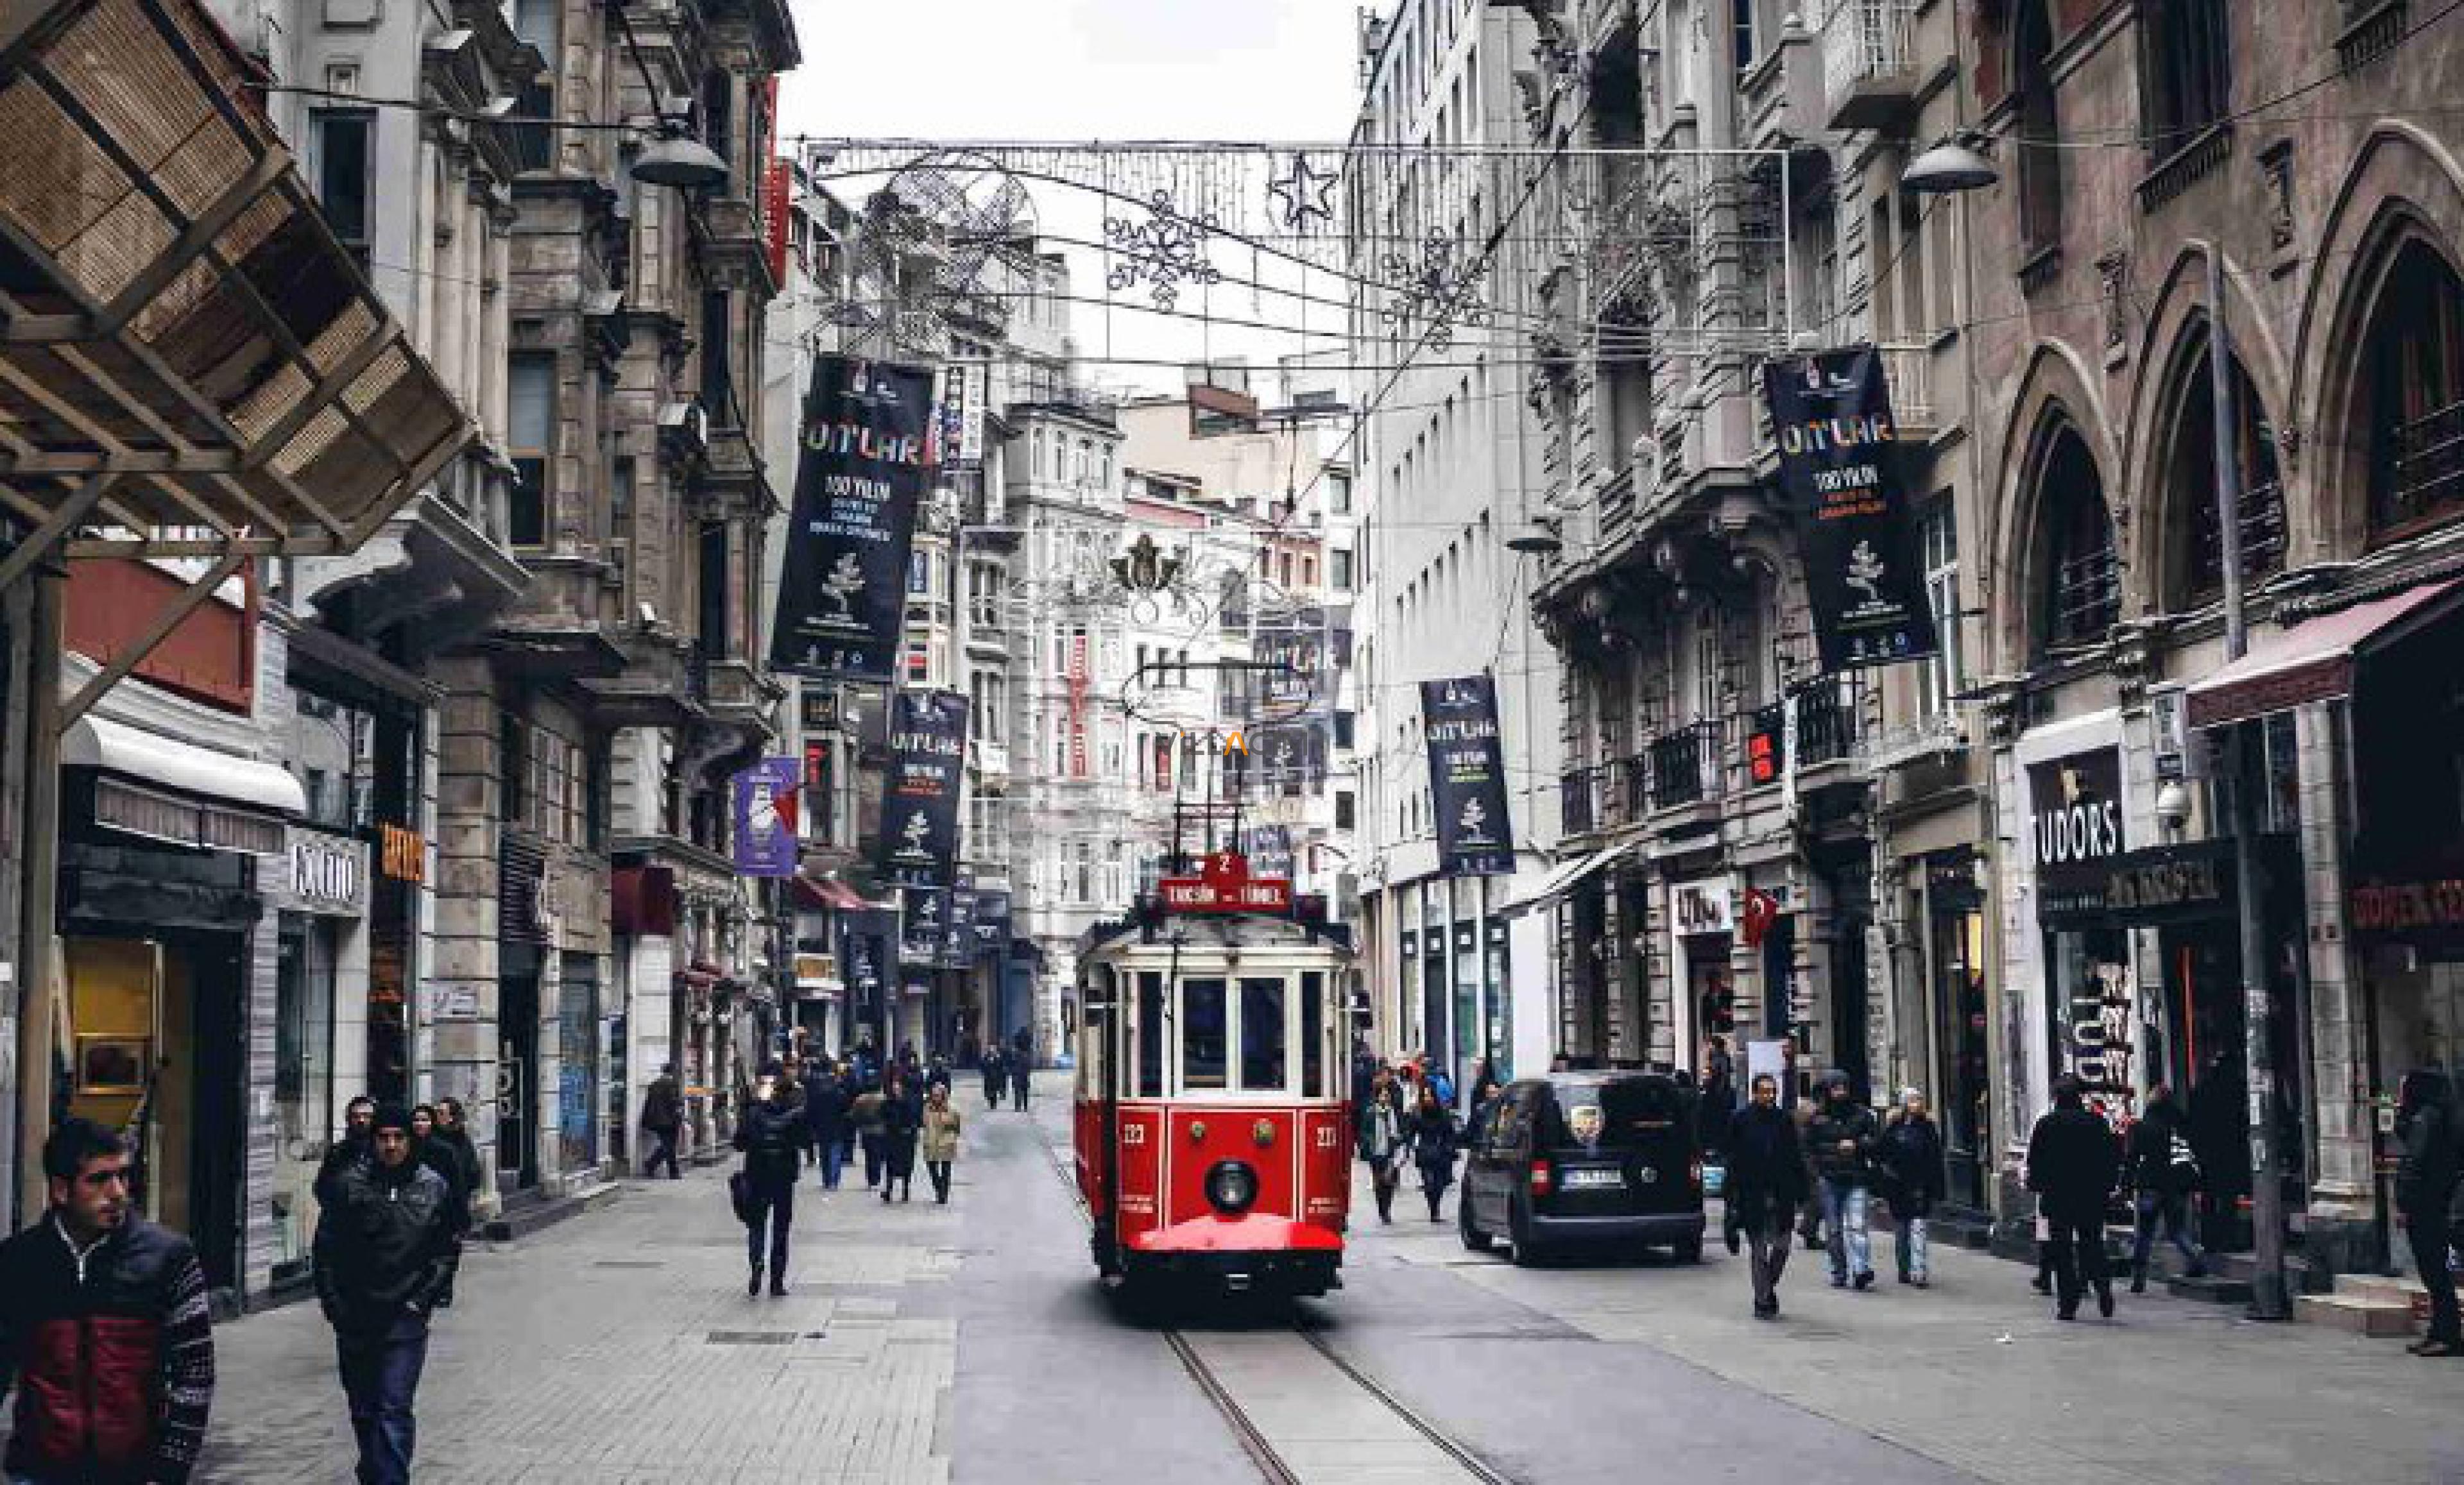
top-left (1315, 1126), bottom-right (1339, 1148)
top-left (1561, 1168), bottom-right (1623, 1189)
top-left (1122, 1124), bottom-right (1147, 1146)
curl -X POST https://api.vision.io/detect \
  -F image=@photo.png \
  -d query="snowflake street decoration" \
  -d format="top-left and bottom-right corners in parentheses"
top-left (1105, 191), bottom-right (1224, 311)
top-left (1267, 153), bottom-right (1338, 232)
top-left (1381, 229), bottom-right (1491, 349)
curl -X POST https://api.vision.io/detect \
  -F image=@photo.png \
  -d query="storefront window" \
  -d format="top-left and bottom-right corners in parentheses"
top-left (2044, 926), bottom-right (2134, 1124)
top-left (272, 916), bottom-right (336, 1275)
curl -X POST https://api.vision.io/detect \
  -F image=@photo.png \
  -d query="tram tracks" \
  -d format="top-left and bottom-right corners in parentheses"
top-left (1045, 1133), bottom-right (1518, 1485)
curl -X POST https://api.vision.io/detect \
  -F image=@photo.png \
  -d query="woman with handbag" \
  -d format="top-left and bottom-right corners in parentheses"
top-left (1356, 1084), bottom-right (1405, 1223)
top-left (1410, 1084), bottom-right (1460, 1222)
top-left (880, 1071), bottom-right (923, 1203)
top-left (733, 1069), bottom-right (811, 1296)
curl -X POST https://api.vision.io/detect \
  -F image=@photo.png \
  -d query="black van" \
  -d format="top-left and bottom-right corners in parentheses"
top-left (1458, 1072), bottom-right (1706, 1265)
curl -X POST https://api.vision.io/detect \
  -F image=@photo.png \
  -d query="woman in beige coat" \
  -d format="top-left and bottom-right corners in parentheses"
top-left (921, 1084), bottom-right (964, 1204)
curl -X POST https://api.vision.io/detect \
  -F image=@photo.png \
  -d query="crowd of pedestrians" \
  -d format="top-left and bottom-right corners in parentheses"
top-left (703, 1028), bottom-right (1037, 1297)
top-left (1346, 1033), bottom-right (2464, 1358)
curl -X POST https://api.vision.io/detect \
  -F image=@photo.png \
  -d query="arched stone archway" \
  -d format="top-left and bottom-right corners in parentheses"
top-left (1987, 344), bottom-right (2123, 674)
top-left (2121, 248), bottom-right (2300, 613)
top-left (2291, 123), bottom-right (2464, 559)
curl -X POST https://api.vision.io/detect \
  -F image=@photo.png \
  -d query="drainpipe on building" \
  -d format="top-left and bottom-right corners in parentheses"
top-left (2209, 246), bottom-right (2290, 1321)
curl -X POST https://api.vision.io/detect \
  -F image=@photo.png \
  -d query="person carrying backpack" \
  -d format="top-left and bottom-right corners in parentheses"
top-left (2125, 1084), bottom-right (2207, 1293)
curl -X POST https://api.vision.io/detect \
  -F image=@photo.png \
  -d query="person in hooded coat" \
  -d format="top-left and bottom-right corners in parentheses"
top-left (1410, 1085), bottom-right (1460, 1222)
top-left (1879, 1089), bottom-right (1944, 1287)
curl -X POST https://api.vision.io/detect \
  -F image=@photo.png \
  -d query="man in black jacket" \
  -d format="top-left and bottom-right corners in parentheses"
top-left (2027, 1075), bottom-right (2123, 1321)
top-left (316, 1103), bottom-right (459, 1485)
top-left (735, 1071), bottom-right (812, 1295)
top-left (804, 1063), bottom-right (851, 1191)
top-left (1726, 1074), bottom-right (1810, 1319)
top-left (2395, 1067), bottom-right (2461, 1357)
top-left (1804, 1072), bottom-right (1881, 1290)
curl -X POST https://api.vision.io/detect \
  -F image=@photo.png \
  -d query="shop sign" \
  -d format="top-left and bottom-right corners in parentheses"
top-left (2028, 749), bottom-right (2125, 869)
top-left (2103, 849), bottom-right (2225, 917)
top-left (286, 828), bottom-right (367, 915)
top-left (379, 824), bottom-right (425, 883)
top-left (2350, 878), bottom-right (2464, 938)
top-left (1673, 876), bottom-right (1734, 937)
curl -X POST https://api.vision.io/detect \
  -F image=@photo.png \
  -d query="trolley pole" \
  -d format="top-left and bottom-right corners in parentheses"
top-left (2208, 248), bottom-right (2289, 1321)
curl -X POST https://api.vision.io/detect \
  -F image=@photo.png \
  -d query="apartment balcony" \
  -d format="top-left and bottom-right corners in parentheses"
top-left (1559, 765), bottom-right (1607, 836)
top-left (1878, 343), bottom-right (1937, 437)
top-left (2381, 398), bottom-right (2464, 530)
top-left (692, 419), bottom-right (774, 518)
top-left (693, 192), bottom-right (779, 299)
top-left (1822, 0), bottom-right (1922, 133)
top-left (578, 624), bottom-right (704, 729)
top-left (1648, 720), bottom-right (1724, 812)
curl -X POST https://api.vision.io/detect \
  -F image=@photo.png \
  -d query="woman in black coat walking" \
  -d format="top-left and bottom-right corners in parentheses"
top-left (880, 1071), bottom-right (923, 1203)
top-left (1410, 1085), bottom-right (1460, 1222)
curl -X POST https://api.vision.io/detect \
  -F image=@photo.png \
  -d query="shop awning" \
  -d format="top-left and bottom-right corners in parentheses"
top-left (2184, 579), bottom-right (2463, 728)
top-left (1498, 842), bottom-right (1637, 920)
top-left (794, 874), bottom-right (882, 913)
top-left (0, 0), bottom-right (470, 564)
top-left (63, 713), bottom-right (302, 853)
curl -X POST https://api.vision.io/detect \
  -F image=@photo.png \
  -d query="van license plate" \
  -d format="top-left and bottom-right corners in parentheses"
top-left (1562, 1168), bottom-right (1622, 1189)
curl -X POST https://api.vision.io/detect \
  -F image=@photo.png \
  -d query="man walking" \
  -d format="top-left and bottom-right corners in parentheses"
top-left (0, 1118), bottom-right (216, 1485)
top-left (2026, 1074), bottom-right (2123, 1321)
top-left (1805, 1072), bottom-right (1881, 1290)
top-left (315, 1103), bottom-right (460, 1484)
top-left (2125, 1083), bottom-right (2207, 1293)
top-left (736, 1069), bottom-right (811, 1294)
top-left (316, 1094), bottom-right (379, 1203)
top-left (1725, 1073), bottom-right (1809, 1320)
top-left (642, 1064), bottom-right (685, 1180)
top-left (805, 1061), bottom-right (850, 1191)
top-left (980, 1046), bottom-right (1006, 1110)
top-left (1010, 1029), bottom-right (1032, 1112)
top-left (2395, 1067), bottom-right (2461, 1357)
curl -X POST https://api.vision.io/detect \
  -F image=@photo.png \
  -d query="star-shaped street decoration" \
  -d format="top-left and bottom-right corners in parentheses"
top-left (1267, 152), bottom-right (1338, 232)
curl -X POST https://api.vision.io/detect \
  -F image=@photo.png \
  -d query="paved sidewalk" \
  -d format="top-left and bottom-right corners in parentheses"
top-left (1346, 1169), bottom-right (2464, 1485)
top-left (193, 1156), bottom-right (963, 1484)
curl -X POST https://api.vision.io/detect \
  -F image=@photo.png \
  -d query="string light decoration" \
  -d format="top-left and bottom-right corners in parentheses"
top-left (1265, 151), bottom-right (1339, 232)
top-left (1379, 228), bottom-right (1493, 350)
top-left (1103, 190), bottom-right (1225, 311)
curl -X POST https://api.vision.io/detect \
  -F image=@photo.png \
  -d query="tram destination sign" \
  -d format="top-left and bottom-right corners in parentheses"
top-left (1159, 851), bottom-right (1292, 914)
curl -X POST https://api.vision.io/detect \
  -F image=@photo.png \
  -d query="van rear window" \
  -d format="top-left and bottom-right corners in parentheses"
top-left (1543, 1078), bottom-right (1691, 1149)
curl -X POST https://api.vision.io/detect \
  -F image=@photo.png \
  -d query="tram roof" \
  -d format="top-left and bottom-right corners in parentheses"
top-left (1078, 906), bottom-right (1355, 961)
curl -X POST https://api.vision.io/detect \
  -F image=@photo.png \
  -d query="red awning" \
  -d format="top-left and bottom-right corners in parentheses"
top-left (793, 874), bottom-right (879, 912)
top-left (2184, 580), bottom-right (2461, 729)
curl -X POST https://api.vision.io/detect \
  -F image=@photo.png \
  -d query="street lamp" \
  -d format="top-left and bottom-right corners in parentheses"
top-left (631, 124), bottom-right (729, 191)
top-left (1901, 135), bottom-right (1999, 196)
top-left (1505, 523), bottom-right (1563, 556)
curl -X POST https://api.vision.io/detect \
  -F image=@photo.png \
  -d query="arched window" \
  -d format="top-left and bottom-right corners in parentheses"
top-left (2035, 426), bottom-right (2119, 656)
top-left (2365, 240), bottom-right (2464, 541)
top-left (2014, 0), bottom-right (2062, 256)
top-left (2164, 327), bottom-right (2285, 607)
top-left (2145, 0), bottom-right (2230, 158)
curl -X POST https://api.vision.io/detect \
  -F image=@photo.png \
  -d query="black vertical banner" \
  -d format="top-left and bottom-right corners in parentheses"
top-left (770, 355), bottom-right (936, 681)
top-left (1422, 675), bottom-right (1515, 876)
top-left (900, 885), bottom-right (948, 964)
top-left (1761, 344), bottom-right (1940, 670)
top-left (877, 690), bottom-right (970, 886)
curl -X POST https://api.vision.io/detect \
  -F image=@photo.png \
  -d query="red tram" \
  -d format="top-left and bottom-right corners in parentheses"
top-left (1073, 853), bottom-right (1355, 1296)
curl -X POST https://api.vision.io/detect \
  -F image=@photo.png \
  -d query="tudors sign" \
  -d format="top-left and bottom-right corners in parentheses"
top-left (770, 355), bottom-right (935, 683)
top-left (1761, 345), bottom-right (1939, 670)
top-left (1421, 674), bottom-right (1516, 876)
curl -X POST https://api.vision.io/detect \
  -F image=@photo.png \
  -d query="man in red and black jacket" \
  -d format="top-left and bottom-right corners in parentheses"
top-left (0, 1117), bottom-right (217, 1485)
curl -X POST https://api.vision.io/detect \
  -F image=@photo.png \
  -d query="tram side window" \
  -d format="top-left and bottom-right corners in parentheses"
top-left (1238, 977), bottom-right (1288, 1091)
top-left (1183, 977), bottom-right (1229, 1089)
top-left (1138, 971), bottom-right (1166, 1098)
top-left (1300, 972), bottom-right (1325, 1098)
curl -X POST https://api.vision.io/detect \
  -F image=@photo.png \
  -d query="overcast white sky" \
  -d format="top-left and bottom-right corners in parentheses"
top-left (778, 1), bottom-right (1365, 143)
top-left (778, 1), bottom-right (1374, 393)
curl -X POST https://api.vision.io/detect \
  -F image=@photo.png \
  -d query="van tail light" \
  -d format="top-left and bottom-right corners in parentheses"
top-left (1530, 1158), bottom-right (1552, 1196)
top-left (1689, 1161), bottom-right (1704, 1189)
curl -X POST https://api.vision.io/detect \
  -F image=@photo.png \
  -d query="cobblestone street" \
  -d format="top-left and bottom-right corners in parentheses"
top-left (173, 1078), bottom-right (2464, 1485)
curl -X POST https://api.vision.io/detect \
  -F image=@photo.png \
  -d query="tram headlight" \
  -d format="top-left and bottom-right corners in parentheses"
top-left (1204, 1159), bottom-right (1259, 1216)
